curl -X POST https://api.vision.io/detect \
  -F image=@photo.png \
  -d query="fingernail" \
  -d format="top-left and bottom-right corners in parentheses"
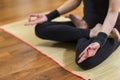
top-left (78, 60), bottom-right (81, 64)
top-left (88, 47), bottom-right (92, 50)
top-left (87, 47), bottom-right (92, 52)
top-left (78, 59), bottom-right (83, 64)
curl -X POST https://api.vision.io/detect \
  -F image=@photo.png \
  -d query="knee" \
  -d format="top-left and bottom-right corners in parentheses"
top-left (35, 23), bottom-right (47, 39)
top-left (75, 58), bottom-right (96, 70)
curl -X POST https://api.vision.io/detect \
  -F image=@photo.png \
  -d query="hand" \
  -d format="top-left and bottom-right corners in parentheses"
top-left (78, 42), bottom-right (100, 64)
top-left (25, 13), bottom-right (48, 26)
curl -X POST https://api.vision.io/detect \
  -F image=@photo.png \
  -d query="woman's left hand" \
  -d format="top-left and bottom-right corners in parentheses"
top-left (78, 42), bottom-right (100, 64)
top-left (25, 13), bottom-right (48, 26)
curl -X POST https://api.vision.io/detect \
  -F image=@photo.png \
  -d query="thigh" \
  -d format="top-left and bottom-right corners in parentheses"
top-left (39, 21), bottom-right (75, 27)
top-left (75, 38), bottom-right (119, 70)
top-left (35, 21), bottom-right (90, 41)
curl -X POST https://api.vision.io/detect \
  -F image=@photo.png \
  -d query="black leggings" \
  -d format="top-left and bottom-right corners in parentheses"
top-left (35, 21), bottom-right (119, 70)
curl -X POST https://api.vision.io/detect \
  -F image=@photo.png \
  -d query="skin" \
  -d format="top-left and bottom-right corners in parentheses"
top-left (25, 0), bottom-right (120, 64)
top-left (67, 14), bottom-right (120, 41)
top-left (78, 0), bottom-right (120, 64)
top-left (65, 14), bottom-right (88, 29)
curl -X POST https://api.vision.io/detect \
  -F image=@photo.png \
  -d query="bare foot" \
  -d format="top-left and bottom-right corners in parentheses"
top-left (90, 23), bottom-right (102, 38)
top-left (109, 28), bottom-right (120, 42)
top-left (66, 14), bottom-right (88, 29)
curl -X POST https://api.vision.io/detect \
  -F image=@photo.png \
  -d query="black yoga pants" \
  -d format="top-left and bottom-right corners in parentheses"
top-left (35, 21), bottom-right (120, 70)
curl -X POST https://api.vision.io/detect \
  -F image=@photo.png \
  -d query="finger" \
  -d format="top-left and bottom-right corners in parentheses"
top-left (87, 47), bottom-right (98, 57)
top-left (82, 51), bottom-right (88, 59)
top-left (87, 47), bottom-right (94, 57)
top-left (78, 47), bottom-right (92, 63)
top-left (78, 50), bottom-right (88, 63)
top-left (30, 14), bottom-right (40, 17)
top-left (29, 16), bottom-right (38, 22)
top-left (29, 17), bottom-right (38, 22)
top-left (88, 50), bottom-right (95, 57)
top-left (26, 18), bottom-right (45, 25)
top-left (28, 14), bottom-right (41, 22)
top-left (79, 50), bottom-right (86, 58)
top-left (24, 21), bottom-right (38, 25)
top-left (79, 47), bottom-right (89, 58)
top-left (87, 48), bottom-right (95, 57)
top-left (78, 57), bottom-right (86, 64)
top-left (87, 47), bottom-right (93, 57)
top-left (28, 16), bottom-right (35, 22)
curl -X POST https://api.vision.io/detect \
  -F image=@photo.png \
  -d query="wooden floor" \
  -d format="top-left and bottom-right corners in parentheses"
top-left (0, 0), bottom-right (84, 80)
top-left (0, 0), bottom-right (83, 26)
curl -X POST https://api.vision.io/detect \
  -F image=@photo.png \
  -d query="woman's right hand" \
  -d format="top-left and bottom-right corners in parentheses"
top-left (78, 42), bottom-right (100, 64)
top-left (25, 13), bottom-right (48, 26)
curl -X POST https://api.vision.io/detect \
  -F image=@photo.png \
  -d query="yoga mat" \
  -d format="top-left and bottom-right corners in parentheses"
top-left (1, 16), bottom-right (120, 80)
